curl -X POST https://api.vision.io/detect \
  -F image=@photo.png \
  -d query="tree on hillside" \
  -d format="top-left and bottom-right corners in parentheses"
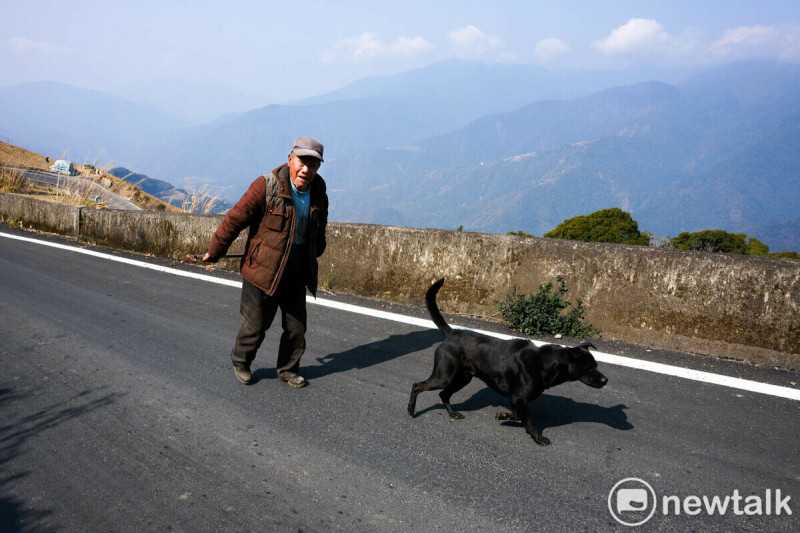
top-left (670, 230), bottom-right (749, 254)
top-left (669, 230), bottom-right (799, 258)
top-left (544, 207), bottom-right (651, 245)
top-left (770, 251), bottom-right (800, 259)
top-left (745, 237), bottom-right (770, 256)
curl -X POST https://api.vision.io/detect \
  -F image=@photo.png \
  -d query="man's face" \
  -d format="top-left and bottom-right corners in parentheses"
top-left (288, 154), bottom-right (320, 192)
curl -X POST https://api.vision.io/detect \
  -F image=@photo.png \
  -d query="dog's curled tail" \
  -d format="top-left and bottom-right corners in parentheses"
top-left (426, 278), bottom-right (453, 336)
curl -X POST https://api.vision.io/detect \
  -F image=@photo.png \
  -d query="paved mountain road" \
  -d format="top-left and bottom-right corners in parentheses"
top-left (11, 168), bottom-right (141, 210)
top-left (1, 226), bottom-right (798, 532)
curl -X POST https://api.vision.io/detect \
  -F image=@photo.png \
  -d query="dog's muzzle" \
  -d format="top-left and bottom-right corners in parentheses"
top-left (580, 369), bottom-right (608, 388)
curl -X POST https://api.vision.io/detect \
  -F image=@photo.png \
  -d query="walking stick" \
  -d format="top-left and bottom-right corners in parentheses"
top-left (185, 253), bottom-right (244, 262)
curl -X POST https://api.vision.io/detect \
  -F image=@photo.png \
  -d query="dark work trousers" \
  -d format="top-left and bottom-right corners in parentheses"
top-left (230, 245), bottom-right (309, 379)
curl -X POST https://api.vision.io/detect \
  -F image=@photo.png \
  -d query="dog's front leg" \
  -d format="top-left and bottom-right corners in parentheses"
top-left (440, 391), bottom-right (465, 420)
top-left (511, 398), bottom-right (550, 446)
top-left (407, 382), bottom-right (425, 416)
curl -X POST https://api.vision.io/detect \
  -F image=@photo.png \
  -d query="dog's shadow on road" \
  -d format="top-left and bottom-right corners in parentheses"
top-left (302, 329), bottom-right (443, 380)
top-left (416, 388), bottom-right (633, 432)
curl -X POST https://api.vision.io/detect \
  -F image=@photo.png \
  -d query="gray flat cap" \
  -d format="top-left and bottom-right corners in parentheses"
top-left (291, 136), bottom-right (324, 162)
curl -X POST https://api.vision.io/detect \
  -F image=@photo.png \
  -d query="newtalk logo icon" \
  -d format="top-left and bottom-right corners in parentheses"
top-left (608, 478), bottom-right (793, 527)
top-left (609, 478), bottom-right (657, 526)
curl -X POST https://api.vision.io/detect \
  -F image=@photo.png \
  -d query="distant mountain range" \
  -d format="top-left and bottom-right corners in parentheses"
top-left (1, 59), bottom-right (798, 251)
top-left (323, 62), bottom-right (800, 252)
top-left (0, 81), bottom-right (187, 165)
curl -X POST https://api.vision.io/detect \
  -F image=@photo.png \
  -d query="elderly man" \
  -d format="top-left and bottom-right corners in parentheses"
top-left (202, 136), bottom-right (328, 388)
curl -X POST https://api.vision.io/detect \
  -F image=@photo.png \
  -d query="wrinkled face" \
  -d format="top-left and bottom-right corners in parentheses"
top-left (288, 154), bottom-right (321, 192)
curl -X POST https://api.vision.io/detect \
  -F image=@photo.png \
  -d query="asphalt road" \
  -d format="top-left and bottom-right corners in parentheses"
top-left (1, 225), bottom-right (798, 532)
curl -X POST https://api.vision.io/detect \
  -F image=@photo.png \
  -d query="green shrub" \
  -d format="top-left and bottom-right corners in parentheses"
top-left (670, 229), bottom-right (749, 254)
top-left (668, 230), bottom-right (799, 258)
top-left (544, 207), bottom-right (651, 246)
top-left (497, 276), bottom-right (599, 338)
top-left (770, 251), bottom-right (800, 259)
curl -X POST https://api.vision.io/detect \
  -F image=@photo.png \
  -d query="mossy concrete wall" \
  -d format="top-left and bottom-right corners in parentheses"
top-left (321, 224), bottom-right (799, 368)
top-left (2, 193), bottom-right (798, 368)
top-left (78, 209), bottom-right (247, 261)
top-left (0, 193), bottom-right (81, 236)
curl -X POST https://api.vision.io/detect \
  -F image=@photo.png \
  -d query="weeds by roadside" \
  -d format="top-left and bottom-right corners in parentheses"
top-left (497, 276), bottom-right (599, 338)
top-left (181, 178), bottom-right (220, 214)
top-left (0, 166), bottom-right (31, 194)
top-left (53, 172), bottom-right (109, 207)
top-left (321, 273), bottom-right (335, 292)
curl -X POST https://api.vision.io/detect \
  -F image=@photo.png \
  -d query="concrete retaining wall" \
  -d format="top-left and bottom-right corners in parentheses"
top-left (320, 224), bottom-right (799, 367)
top-left (78, 209), bottom-right (247, 260)
top-left (0, 193), bottom-right (81, 236)
top-left (2, 192), bottom-right (798, 368)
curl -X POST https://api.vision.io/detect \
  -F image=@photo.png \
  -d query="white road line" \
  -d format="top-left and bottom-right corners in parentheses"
top-left (1, 232), bottom-right (242, 288)
top-left (3, 231), bottom-right (799, 401)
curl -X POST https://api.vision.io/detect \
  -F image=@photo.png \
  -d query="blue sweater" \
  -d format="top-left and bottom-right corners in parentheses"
top-left (290, 180), bottom-right (311, 245)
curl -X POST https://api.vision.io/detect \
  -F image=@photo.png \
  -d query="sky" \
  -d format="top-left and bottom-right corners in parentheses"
top-left (3, 0), bottom-right (800, 122)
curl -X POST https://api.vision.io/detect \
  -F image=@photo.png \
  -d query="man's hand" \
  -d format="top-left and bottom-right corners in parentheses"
top-left (186, 253), bottom-right (215, 263)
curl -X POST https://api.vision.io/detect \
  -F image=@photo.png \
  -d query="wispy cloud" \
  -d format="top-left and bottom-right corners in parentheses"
top-left (593, 19), bottom-right (800, 65)
top-left (321, 21), bottom-right (800, 69)
top-left (10, 37), bottom-right (73, 55)
top-left (322, 32), bottom-right (434, 63)
top-left (534, 38), bottom-right (569, 61)
top-left (707, 24), bottom-right (800, 62)
top-left (390, 36), bottom-right (435, 58)
top-left (594, 18), bottom-right (670, 55)
top-left (448, 26), bottom-right (501, 60)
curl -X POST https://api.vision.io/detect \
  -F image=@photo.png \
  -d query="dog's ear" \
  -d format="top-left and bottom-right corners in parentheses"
top-left (567, 345), bottom-right (586, 360)
top-left (568, 344), bottom-right (598, 363)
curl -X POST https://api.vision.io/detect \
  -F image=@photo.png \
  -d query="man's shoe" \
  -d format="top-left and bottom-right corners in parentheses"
top-left (234, 367), bottom-right (252, 385)
top-left (279, 372), bottom-right (307, 388)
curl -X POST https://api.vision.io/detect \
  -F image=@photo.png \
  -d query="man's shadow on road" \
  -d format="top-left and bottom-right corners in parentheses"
top-left (250, 329), bottom-right (442, 382)
top-left (304, 329), bottom-right (443, 380)
top-left (414, 387), bottom-right (633, 432)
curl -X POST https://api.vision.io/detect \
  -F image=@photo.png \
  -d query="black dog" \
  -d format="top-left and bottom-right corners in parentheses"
top-left (408, 278), bottom-right (608, 446)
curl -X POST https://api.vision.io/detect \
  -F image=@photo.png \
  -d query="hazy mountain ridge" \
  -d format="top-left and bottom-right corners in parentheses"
top-left (321, 62), bottom-right (800, 250)
top-left (295, 58), bottom-right (635, 114)
top-left (107, 167), bottom-right (178, 196)
top-left (1, 60), bottom-right (799, 250)
top-left (132, 61), bottom-right (641, 185)
top-left (0, 81), bottom-right (187, 166)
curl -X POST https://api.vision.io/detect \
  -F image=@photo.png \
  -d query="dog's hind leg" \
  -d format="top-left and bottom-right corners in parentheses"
top-left (407, 379), bottom-right (430, 417)
top-left (511, 398), bottom-right (550, 446)
top-left (439, 371), bottom-right (472, 420)
top-left (408, 347), bottom-right (461, 417)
